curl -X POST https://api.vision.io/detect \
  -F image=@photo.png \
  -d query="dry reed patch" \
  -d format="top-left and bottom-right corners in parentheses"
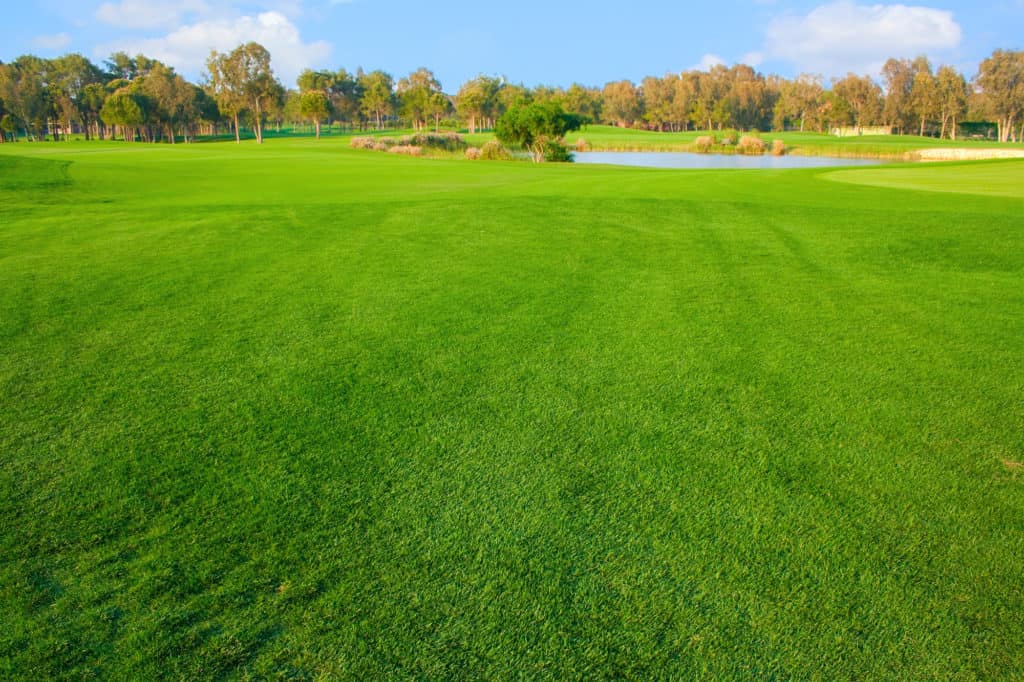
top-left (738, 136), bottom-right (766, 155)
top-left (693, 135), bottom-right (715, 152)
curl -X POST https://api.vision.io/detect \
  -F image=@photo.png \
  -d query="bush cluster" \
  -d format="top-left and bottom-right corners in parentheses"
top-left (480, 140), bottom-right (512, 160)
top-left (737, 135), bottom-right (766, 154)
top-left (465, 147), bottom-right (482, 160)
top-left (350, 133), bottom-right (466, 154)
top-left (771, 139), bottom-right (786, 156)
top-left (349, 136), bottom-right (377, 149)
top-left (388, 145), bottom-right (423, 156)
top-left (574, 138), bottom-right (592, 152)
top-left (398, 132), bottom-right (466, 151)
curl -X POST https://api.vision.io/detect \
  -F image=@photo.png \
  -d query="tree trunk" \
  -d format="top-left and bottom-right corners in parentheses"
top-left (254, 101), bottom-right (263, 144)
top-left (234, 113), bottom-right (240, 143)
top-left (315, 119), bottom-right (320, 140)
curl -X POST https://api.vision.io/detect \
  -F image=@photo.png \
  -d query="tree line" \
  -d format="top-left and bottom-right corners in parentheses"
top-left (1, 46), bottom-right (1021, 143)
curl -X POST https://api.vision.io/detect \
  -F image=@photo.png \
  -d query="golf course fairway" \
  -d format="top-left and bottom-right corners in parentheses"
top-left (2, 139), bottom-right (1022, 678)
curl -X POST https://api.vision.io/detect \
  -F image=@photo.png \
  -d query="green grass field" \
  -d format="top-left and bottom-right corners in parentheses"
top-left (2, 138), bottom-right (1023, 678)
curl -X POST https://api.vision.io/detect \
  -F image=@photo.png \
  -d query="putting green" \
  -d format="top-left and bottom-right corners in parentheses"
top-left (825, 160), bottom-right (1024, 198)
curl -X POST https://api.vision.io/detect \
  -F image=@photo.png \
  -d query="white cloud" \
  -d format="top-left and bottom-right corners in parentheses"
top-left (33, 33), bottom-right (73, 50)
top-left (764, 1), bottom-right (961, 76)
top-left (694, 53), bottom-right (726, 71)
top-left (741, 51), bottom-right (765, 67)
top-left (97, 11), bottom-right (331, 85)
top-left (95, 0), bottom-right (212, 30)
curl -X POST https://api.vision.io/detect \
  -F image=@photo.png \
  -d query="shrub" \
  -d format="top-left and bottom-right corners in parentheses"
top-left (771, 139), bottom-right (786, 156)
top-left (495, 101), bottom-right (582, 162)
top-left (574, 138), bottom-right (591, 152)
top-left (388, 145), bottom-right (423, 156)
top-left (720, 129), bottom-right (739, 146)
top-left (465, 147), bottom-right (482, 160)
top-left (737, 135), bottom-right (766, 155)
top-left (354, 133), bottom-right (465, 155)
top-left (350, 136), bottom-right (376, 149)
top-left (693, 135), bottom-right (715, 152)
top-left (480, 140), bottom-right (512, 161)
top-left (543, 141), bottom-right (573, 163)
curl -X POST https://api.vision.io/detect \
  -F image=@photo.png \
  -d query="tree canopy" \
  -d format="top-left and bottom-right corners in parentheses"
top-left (0, 45), bottom-right (1022, 144)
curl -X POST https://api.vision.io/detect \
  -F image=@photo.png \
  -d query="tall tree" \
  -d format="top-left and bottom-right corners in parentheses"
top-left (935, 65), bottom-right (968, 140)
top-left (140, 62), bottom-right (194, 143)
top-left (910, 66), bottom-right (939, 136)
top-left (455, 75), bottom-right (502, 133)
top-left (397, 68), bottom-right (442, 131)
top-left (455, 76), bottom-right (487, 134)
top-left (80, 83), bottom-right (108, 140)
top-left (881, 58), bottom-right (915, 133)
top-left (329, 69), bottom-right (361, 129)
top-left (831, 73), bottom-right (883, 128)
top-left (297, 69), bottom-right (335, 138)
top-left (773, 73), bottom-right (824, 131)
top-left (50, 54), bottom-right (103, 140)
top-left (669, 73), bottom-right (697, 131)
top-left (100, 90), bottom-right (146, 141)
top-left (298, 90), bottom-right (330, 138)
top-left (562, 83), bottom-right (602, 125)
top-left (0, 56), bottom-right (49, 140)
top-left (206, 42), bottom-right (280, 144)
top-left (727, 64), bottom-right (773, 130)
top-left (358, 70), bottom-right (394, 129)
top-left (601, 80), bottom-right (641, 127)
top-left (235, 42), bottom-right (278, 144)
top-left (975, 49), bottom-right (1024, 142)
top-left (206, 50), bottom-right (246, 142)
top-left (642, 75), bottom-right (674, 131)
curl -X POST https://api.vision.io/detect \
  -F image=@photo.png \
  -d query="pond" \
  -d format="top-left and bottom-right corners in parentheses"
top-left (573, 151), bottom-right (892, 169)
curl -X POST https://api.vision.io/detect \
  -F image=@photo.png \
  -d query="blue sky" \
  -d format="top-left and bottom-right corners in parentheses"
top-left (4, 0), bottom-right (1022, 89)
